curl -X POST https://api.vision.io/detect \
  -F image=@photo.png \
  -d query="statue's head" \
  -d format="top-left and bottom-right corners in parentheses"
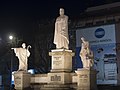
top-left (59, 8), bottom-right (64, 16)
top-left (22, 43), bottom-right (26, 48)
top-left (81, 37), bottom-right (85, 42)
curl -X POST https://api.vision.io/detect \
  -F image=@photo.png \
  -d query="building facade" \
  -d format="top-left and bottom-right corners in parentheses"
top-left (75, 2), bottom-right (120, 85)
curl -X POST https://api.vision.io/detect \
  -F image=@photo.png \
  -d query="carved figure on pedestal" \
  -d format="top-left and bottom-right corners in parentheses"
top-left (79, 37), bottom-right (94, 69)
top-left (11, 43), bottom-right (31, 71)
top-left (54, 8), bottom-right (69, 49)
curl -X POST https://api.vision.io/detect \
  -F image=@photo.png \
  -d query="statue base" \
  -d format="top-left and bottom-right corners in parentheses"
top-left (49, 49), bottom-right (74, 72)
top-left (44, 49), bottom-right (75, 90)
top-left (75, 68), bottom-right (97, 90)
top-left (14, 71), bottom-right (31, 90)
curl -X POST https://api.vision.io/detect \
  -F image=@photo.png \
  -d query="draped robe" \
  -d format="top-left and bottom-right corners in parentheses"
top-left (13, 48), bottom-right (30, 71)
top-left (80, 40), bottom-right (94, 68)
top-left (54, 15), bottom-right (69, 49)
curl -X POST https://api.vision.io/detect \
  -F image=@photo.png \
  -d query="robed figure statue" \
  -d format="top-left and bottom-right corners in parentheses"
top-left (54, 8), bottom-right (69, 49)
top-left (80, 37), bottom-right (94, 69)
top-left (11, 43), bottom-right (31, 71)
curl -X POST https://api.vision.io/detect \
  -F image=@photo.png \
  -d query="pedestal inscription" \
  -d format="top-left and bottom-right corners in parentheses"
top-left (53, 56), bottom-right (62, 66)
top-left (14, 75), bottom-right (22, 87)
top-left (79, 74), bottom-right (88, 83)
top-left (51, 75), bottom-right (61, 81)
top-left (48, 72), bottom-right (72, 84)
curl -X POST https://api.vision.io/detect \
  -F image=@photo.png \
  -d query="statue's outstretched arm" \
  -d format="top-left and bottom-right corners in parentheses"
top-left (11, 48), bottom-right (14, 50)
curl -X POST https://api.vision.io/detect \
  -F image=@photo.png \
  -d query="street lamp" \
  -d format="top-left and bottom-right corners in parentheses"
top-left (9, 35), bottom-right (14, 46)
top-left (9, 35), bottom-right (14, 89)
top-left (9, 35), bottom-right (13, 40)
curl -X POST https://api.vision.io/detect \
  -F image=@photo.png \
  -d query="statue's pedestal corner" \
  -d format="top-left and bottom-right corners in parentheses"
top-left (14, 70), bottom-right (31, 89)
top-left (75, 68), bottom-right (97, 90)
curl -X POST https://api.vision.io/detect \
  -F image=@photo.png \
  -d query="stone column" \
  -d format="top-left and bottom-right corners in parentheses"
top-left (75, 69), bottom-right (97, 90)
top-left (14, 71), bottom-right (31, 90)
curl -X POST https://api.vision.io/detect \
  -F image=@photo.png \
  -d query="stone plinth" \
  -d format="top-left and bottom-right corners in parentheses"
top-left (46, 49), bottom-right (74, 90)
top-left (75, 69), bottom-right (97, 90)
top-left (49, 49), bottom-right (74, 72)
top-left (14, 71), bottom-right (31, 90)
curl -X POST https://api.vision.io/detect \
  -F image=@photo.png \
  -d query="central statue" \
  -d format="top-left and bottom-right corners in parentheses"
top-left (54, 8), bottom-right (69, 49)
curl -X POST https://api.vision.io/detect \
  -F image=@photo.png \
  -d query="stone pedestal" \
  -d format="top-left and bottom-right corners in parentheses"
top-left (46, 49), bottom-right (74, 89)
top-left (14, 71), bottom-right (31, 90)
top-left (49, 49), bottom-right (74, 72)
top-left (75, 69), bottom-right (97, 90)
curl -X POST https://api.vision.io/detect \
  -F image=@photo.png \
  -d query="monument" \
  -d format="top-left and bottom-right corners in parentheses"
top-left (75, 37), bottom-right (97, 90)
top-left (11, 8), bottom-right (97, 90)
top-left (12, 43), bottom-right (31, 89)
top-left (44, 8), bottom-right (75, 90)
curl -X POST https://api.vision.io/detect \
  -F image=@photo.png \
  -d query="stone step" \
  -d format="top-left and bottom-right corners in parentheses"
top-left (31, 84), bottom-right (75, 90)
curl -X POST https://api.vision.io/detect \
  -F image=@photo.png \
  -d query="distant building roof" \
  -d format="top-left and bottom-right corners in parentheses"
top-left (86, 2), bottom-right (120, 12)
top-left (69, 2), bottom-right (120, 29)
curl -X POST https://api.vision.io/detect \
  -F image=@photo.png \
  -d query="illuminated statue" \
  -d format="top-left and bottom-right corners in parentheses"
top-left (11, 43), bottom-right (31, 71)
top-left (54, 8), bottom-right (69, 49)
top-left (79, 37), bottom-right (94, 69)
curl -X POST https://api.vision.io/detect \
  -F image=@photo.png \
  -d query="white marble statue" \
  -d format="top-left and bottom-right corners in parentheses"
top-left (54, 8), bottom-right (69, 49)
top-left (11, 43), bottom-right (31, 71)
top-left (79, 37), bottom-right (94, 69)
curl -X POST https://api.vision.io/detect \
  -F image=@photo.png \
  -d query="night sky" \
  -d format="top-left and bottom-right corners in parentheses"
top-left (0, 0), bottom-right (119, 56)
top-left (0, 0), bottom-right (119, 37)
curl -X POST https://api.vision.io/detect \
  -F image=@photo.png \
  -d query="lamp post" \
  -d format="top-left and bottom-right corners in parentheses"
top-left (9, 35), bottom-right (13, 90)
